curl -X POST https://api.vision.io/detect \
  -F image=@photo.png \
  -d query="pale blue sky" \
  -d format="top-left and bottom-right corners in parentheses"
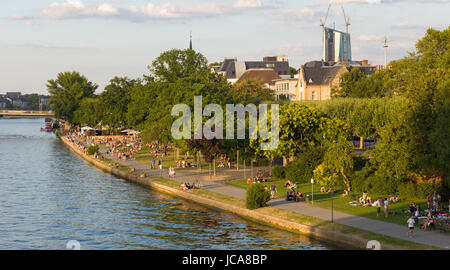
top-left (0, 0), bottom-right (448, 94)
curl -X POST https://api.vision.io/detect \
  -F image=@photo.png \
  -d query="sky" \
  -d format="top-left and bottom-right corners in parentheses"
top-left (0, 0), bottom-right (448, 94)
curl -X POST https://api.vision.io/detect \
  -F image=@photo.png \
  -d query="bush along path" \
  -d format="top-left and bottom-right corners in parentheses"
top-left (94, 143), bottom-right (449, 249)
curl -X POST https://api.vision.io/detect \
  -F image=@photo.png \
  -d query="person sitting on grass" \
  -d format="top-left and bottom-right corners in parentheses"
top-left (247, 178), bottom-right (253, 184)
top-left (296, 192), bottom-right (304, 202)
top-left (363, 197), bottom-right (372, 207)
top-left (321, 187), bottom-right (326, 193)
top-left (284, 180), bottom-right (293, 188)
top-left (342, 189), bottom-right (349, 197)
top-left (389, 196), bottom-right (399, 203)
top-left (181, 183), bottom-right (192, 191)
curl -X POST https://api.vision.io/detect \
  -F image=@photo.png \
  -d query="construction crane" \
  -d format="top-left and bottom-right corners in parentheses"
top-left (320, 4), bottom-right (331, 29)
top-left (377, 37), bottom-right (395, 68)
top-left (341, 6), bottom-right (351, 62)
top-left (320, 4), bottom-right (331, 61)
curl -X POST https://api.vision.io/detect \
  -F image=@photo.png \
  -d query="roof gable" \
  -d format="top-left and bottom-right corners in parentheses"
top-left (303, 62), bottom-right (347, 86)
top-left (237, 69), bottom-right (281, 85)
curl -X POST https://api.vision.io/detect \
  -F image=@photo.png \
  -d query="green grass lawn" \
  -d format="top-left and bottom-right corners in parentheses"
top-left (135, 147), bottom-right (212, 169)
top-left (135, 147), bottom-right (256, 171)
top-left (226, 178), bottom-right (429, 228)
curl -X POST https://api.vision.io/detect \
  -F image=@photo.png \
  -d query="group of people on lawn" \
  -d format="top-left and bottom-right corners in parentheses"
top-left (407, 193), bottom-right (449, 236)
top-left (284, 180), bottom-right (305, 202)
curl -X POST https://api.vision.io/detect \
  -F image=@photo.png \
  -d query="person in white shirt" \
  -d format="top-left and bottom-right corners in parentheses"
top-left (376, 198), bottom-right (382, 217)
top-left (384, 198), bottom-right (389, 218)
top-left (407, 216), bottom-right (415, 237)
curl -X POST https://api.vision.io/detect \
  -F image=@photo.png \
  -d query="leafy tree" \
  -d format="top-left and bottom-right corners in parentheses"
top-left (100, 77), bottom-right (137, 129)
top-left (351, 70), bottom-right (391, 98)
top-left (23, 94), bottom-right (39, 110)
top-left (289, 67), bottom-right (298, 78)
top-left (208, 62), bottom-right (222, 68)
top-left (127, 82), bottom-right (160, 129)
top-left (73, 97), bottom-right (102, 126)
top-left (313, 164), bottom-right (333, 189)
top-left (323, 134), bottom-right (354, 191)
top-left (230, 79), bottom-right (275, 105)
top-left (186, 134), bottom-right (227, 162)
top-left (149, 49), bottom-right (208, 82)
top-left (331, 68), bottom-right (365, 97)
top-left (264, 103), bottom-right (323, 160)
top-left (285, 144), bottom-right (325, 184)
top-left (374, 27), bottom-right (450, 188)
top-left (47, 71), bottom-right (97, 124)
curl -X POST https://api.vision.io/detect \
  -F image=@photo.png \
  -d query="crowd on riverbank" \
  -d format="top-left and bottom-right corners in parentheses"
top-left (66, 131), bottom-right (144, 161)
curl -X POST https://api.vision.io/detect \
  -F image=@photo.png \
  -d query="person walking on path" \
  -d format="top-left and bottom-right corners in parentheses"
top-left (270, 184), bottom-right (277, 200)
top-left (384, 198), bottom-right (389, 218)
top-left (152, 158), bottom-right (156, 170)
top-left (407, 215), bottom-right (415, 238)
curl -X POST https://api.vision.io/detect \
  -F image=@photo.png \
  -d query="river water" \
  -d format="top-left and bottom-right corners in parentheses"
top-left (0, 118), bottom-right (338, 250)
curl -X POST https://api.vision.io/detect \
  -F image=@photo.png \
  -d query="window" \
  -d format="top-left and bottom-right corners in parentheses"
top-left (312, 91), bottom-right (317, 100)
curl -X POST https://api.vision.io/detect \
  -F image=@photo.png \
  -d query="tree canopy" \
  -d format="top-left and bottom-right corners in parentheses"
top-left (47, 71), bottom-right (97, 124)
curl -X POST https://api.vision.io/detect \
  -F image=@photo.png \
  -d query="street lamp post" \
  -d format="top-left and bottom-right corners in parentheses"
top-left (331, 170), bottom-right (335, 223)
top-left (311, 177), bottom-right (314, 205)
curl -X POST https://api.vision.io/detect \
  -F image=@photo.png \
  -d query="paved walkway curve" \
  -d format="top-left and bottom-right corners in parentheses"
top-left (98, 146), bottom-right (450, 249)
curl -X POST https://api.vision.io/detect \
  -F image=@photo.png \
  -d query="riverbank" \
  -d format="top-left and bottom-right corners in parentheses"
top-left (59, 135), bottom-right (442, 250)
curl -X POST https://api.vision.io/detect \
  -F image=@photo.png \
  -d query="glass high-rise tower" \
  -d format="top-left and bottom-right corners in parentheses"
top-left (322, 27), bottom-right (352, 63)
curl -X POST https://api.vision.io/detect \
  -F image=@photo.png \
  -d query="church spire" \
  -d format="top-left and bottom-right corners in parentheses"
top-left (189, 31), bottom-right (193, 50)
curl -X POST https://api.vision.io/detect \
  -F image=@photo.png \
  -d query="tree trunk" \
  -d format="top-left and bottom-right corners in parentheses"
top-left (360, 137), bottom-right (364, 150)
top-left (341, 168), bottom-right (351, 192)
top-left (283, 156), bottom-right (287, 167)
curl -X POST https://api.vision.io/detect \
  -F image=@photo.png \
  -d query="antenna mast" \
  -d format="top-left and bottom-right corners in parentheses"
top-left (378, 37), bottom-right (395, 68)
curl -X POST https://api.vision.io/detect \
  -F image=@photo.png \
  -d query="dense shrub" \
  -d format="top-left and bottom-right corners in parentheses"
top-left (366, 176), bottom-right (396, 195)
top-left (285, 162), bottom-right (308, 184)
top-left (285, 145), bottom-right (325, 184)
top-left (88, 145), bottom-right (99, 155)
top-left (416, 182), bottom-right (442, 198)
top-left (350, 170), bottom-right (371, 193)
top-left (271, 166), bottom-right (286, 179)
top-left (246, 184), bottom-right (271, 210)
top-left (398, 182), bottom-right (417, 199)
top-left (353, 157), bottom-right (369, 171)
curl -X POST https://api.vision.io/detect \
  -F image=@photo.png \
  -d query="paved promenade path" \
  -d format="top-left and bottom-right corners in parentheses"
top-left (98, 146), bottom-right (450, 249)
